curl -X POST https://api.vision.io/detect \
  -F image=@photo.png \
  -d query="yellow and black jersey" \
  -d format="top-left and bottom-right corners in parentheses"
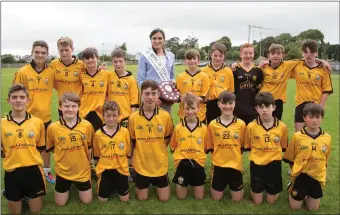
top-left (260, 60), bottom-right (302, 102)
top-left (170, 118), bottom-right (209, 168)
top-left (176, 70), bottom-right (210, 121)
top-left (201, 63), bottom-right (234, 100)
top-left (207, 116), bottom-right (246, 172)
top-left (1, 112), bottom-right (45, 171)
top-left (93, 125), bottom-right (131, 176)
top-left (283, 127), bottom-right (331, 187)
top-left (244, 116), bottom-right (288, 165)
top-left (233, 63), bottom-right (263, 116)
top-left (12, 62), bottom-right (55, 123)
top-left (128, 106), bottom-right (174, 177)
top-left (46, 117), bottom-right (94, 182)
top-left (108, 71), bottom-right (139, 121)
top-left (291, 61), bottom-right (333, 106)
top-left (79, 68), bottom-right (110, 119)
top-left (50, 56), bottom-right (86, 98)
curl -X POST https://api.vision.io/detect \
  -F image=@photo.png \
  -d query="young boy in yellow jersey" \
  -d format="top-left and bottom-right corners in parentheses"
top-left (1, 84), bottom-right (46, 214)
top-left (108, 48), bottom-right (139, 128)
top-left (50, 37), bottom-right (86, 115)
top-left (170, 93), bottom-right (209, 200)
top-left (93, 101), bottom-right (131, 202)
top-left (201, 43), bottom-right (234, 124)
top-left (108, 48), bottom-right (139, 182)
top-left (176, 49), bottom-right (210, 123)
top-left (79, 47), bottom-right (110, 131)
top-left (128, 80), bottom-right (174, 202)
top-left (244, 92), bottom-right (288, 205)
top-left (290, 40), bottom-right (333, 132)
top-left (207, 90), bottom-right (246, 202)
top-left (283, 103), bottom-right (331, 211)
top-left (12, 40), bottom-right (56, 184)
top-left (46, 92), bottom-right (94, 206)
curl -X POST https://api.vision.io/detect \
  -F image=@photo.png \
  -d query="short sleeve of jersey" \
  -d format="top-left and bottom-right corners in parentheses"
top-left (128, 113), bottom-right (136, 140)
top-left (12, 69), bottom-right (24, 85)
top-left (37, 119), bottom-right (46, 148)
top-left (86, 123), bottom-right (95, 149)
top-left (201, 74), bottom-right (210, 98)
top-left (321, 72), bottom-right (333, 94)
top-left (93, 131), bottom-right (101, 159)
top-left (169, 126), bottom-right (178, 152)
top-left (281, 124), bottom-right (288, 151)
top-left (124, 128), bottom-right (132, 158)
top-left (227, 68), bottom-right (235, 92)
top-left (129, 78), bottom-right (140, 107)
top-left (240, 120), bottom-right (247, 149)
top-left (164, 113), bottom-right (174, 139)
top-left (46, 124), bottom-right (55, 152)
top-left (244, 123), bottom-right (253, 151)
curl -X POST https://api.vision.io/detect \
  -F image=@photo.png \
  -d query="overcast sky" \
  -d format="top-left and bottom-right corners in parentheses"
top-left (1, 2), bottom-right (339, 56)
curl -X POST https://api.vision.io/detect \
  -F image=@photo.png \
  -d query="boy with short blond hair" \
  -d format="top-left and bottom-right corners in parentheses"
top-left (170, 92), bottom-right (209, 200)
top-left (46, 92), bottom-right (94, 206)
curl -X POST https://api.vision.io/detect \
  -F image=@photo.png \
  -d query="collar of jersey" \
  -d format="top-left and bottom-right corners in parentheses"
top-left (139, 105), bottom-right (159, 121)
top-left (302, 60), bottom-right (322, 70)
top-left (114, 70), bottom-right (133, 78)
top-left (256, 116), bottom-right (279, 131)
top-left (208, 62), bottom-right (225, 72)
top-left (181, 117), bottom-right (201, 132)
top-left (59, 116), bottom-right (81, 130)
top-left (216, 116), bottom-right (237, 128)
top-left (30, 60), bottom-right (48, 74)
top-left (185, 69), bottom-right (201, 77)
top-left (59, 55), bottom-right (78, 67)
top-left (7, 111), bottom-right (31, 126)
top-left (101, 124), bottom-right (120, 138)
top-left (301, 126), bottom-right (324, 139)
top-left (268, 60), bottom-right (283, 70)
top-left (85, 67), bottom-right (101, 78)
top-left (237, 62), bottom-right (256, 72)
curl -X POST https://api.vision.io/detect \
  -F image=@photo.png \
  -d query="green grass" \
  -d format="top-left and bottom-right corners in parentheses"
top-left (1, 66), bottom-right (339, 214)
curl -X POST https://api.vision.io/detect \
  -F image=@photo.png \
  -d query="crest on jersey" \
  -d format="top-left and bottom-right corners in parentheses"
top-left (273, 136), bottom-right (280, 143)
top-left (178, 176), bottom-right (184, 185)
top-left (158, 124), bottom-right (163, 132)
top-left (308, 72), bottom-right (311, 79)
top-left (322, 145), bottom-right (327, 153)
top-left (81, 134), bottom-right (86, 140)
top-left (280, 73), bottom-right (284, 79)
top-left (292, 189), bottom-right (298, 196)
top-left (123, 84), bottom-right (128, 90)
top-left (234, 132), bottom-right (239, 139)
top-left (198, 80), bottom-right (203, 86)
top-left (44, 78), bottom-right (48, 84)
top-left (197, 137), bottom-right (202, 145)
top-left (100, 81), bottom-right (104, 87)
top-left (220, 76), bottom-right (225, 82)
top-left (73, 71), bottom-right (79, 77)
top-left (119, 142), bottom-right (124, 149)
top-left (28, 130), bottom-right (35, 138)
top-left (253, 75), bottom-right (257, 81)
top-left (315, 75), bottom-right (320, 80)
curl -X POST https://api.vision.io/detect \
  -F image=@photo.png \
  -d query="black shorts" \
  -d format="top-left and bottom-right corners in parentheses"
top-left (135, 171), bottom-right (169, 189)
top-left (120, 117), bottom-right (129, 128)
top-left (273, 99), bottom-right (283, 120)
top-left (85, 111), bottom-right (103, 131)
top-left (55, 175), bottom-right (92, 193)
top-left (4, 165), bottom-right (46, 201)
top-left (288, 173), bottom-right (323, 201)
top-left (295, 101), bottom-right (314, 123)
top-left (206, 99), bottom-right (221, 124)
top-left (97, 169), bottom-right (129, 197)
top-left (211, 166), bottom-right (243, 192)
top-left (250, 160), bottom-right (282, 195)
top-left (172, 159), bottom-right (206, 187)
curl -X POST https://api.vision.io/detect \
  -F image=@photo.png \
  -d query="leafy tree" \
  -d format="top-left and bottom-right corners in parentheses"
top-left (298, 29), bottom-right (325, 43)
top-left (182, 35), bottom-right (199, 49)
top-left (77, 51), bottom-right (83, 59)
top-left (216, 36), bottom-right (232, 51)
top-left (165, 37), bottom-right (181, 55)
top-left (119, 42), bottom-right (127, 51)
top-left (1, 54), bottom-right (16, 64)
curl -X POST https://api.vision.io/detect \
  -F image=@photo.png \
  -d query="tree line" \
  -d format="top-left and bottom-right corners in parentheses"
top-left (2, 29), bottom-right (339, 64)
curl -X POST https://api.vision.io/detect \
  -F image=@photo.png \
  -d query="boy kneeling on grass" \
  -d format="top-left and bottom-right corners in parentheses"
top-left (170, 92), bottom-right (210, 199)
top-left (93, 101), bottom-right (131, 202)
top-left (283, 103), bottom-right (331, 211)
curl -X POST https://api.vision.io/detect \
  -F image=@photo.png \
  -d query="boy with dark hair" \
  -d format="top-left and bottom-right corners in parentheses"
top-left (176, 49), bottom-right (210, 122)
top-left (2, 84), bottom-right (46, 214)
top-left (207, 90), bottom-right (246, 201)
top-left (12, 40), bottom-right (56, 183)
top-left (244, 92), bottom-right (288, 205)
top-left (170, 92), bottom-right (209, 200)
top-left (283, 103), bottom-right (331, 211)
top-left (128, 80), bottom-right (174, 202)
top-left (93, 101), bottom-right (131, 202)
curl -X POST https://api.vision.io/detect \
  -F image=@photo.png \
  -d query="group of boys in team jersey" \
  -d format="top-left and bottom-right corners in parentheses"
top-left (1, 36), bottom-right (333, 214)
